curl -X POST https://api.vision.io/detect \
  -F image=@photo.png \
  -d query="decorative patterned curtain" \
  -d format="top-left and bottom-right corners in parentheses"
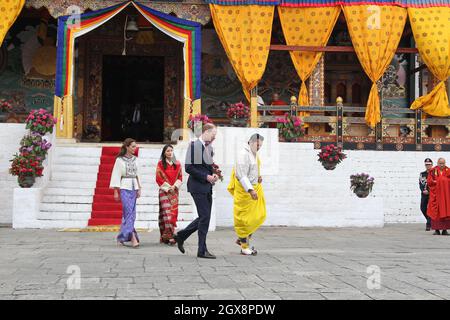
top-left (205, 0), bottom-right (450, 6)
top-left (0, 0), bottom-right (25, 46)
top-left (277, 0), bottom-right (449, 6)
top-left (343, 5), bottom-right (407, 127)
top-left (278, 6), bottom-right (340, 106)
top-left (209, 4), bottom-right (274, 101)
top-left (409, 7), bottom-right (450, 117)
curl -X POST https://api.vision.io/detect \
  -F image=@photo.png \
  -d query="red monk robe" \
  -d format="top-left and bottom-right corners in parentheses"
top-left (268, 99), bottom-right (288, 128)
top-left (426, 166), bottom-right (450, 231)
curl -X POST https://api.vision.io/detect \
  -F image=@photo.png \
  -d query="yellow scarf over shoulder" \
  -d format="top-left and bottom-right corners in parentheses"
top-left (227, 158), bottom-right (267, 238)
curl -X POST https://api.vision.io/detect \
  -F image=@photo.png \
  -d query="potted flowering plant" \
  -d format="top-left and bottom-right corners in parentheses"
top-left (317, 144), bottom-right (347, 170)
top-left (187, 113), bottom-right (212, 137)
top-left (227, 102), bottom-right (250, 127)
top-left (25, 108), bottom-right (57, 135)
top-left (19, 132), bottom-right (52, 161)
top-left (0, 99), bottom-right (12, 113)
top-left (276, 113), bottom-right (305, 142)
top-left (350, 173), bottom-right (374, 198)
top-left (9, 152), bottom-right (44, 188)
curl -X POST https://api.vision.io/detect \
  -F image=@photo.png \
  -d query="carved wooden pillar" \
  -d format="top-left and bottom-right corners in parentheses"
top-left (83, 39), bottom-right (102, 142)
top-left (309, 55), bottom-right (324, 107)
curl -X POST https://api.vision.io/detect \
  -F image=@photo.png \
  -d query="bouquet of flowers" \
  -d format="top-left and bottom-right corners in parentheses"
top-left (227, 102), bottom-right (250, 119)
top-left (187, 114), bottom-right (212, 136)
top-left (317, 144), bottom-right (347, 170)
top-left (9, 152), bottom-right (44, 178)
top-left (0, 100), bottom-right (12, 113)
top-left (212, 163), bottom-right (224, 182)
top-left (19, 132), bottom-right (52, 160)
top-left (25, 108), bottom-right (57, 135)
top-left (276, 113), bottom-right (305, 141)
top-left (350, 173), bottom-right (375, 198)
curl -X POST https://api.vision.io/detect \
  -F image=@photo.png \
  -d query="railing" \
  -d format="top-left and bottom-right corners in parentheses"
top-left (258, 97), bottom-right (450, 151)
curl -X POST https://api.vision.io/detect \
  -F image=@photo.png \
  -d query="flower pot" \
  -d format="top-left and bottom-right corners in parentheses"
top-left (18, 175), bottom-right (35, 188)
top-left (279, 135), bottom-right (298, 142)
top-left (322, 162), bottom-right (337, 170)
top-left (230, 118), bottom-right (248, 127)
top-left (354, 187), bottom-right (370, 198)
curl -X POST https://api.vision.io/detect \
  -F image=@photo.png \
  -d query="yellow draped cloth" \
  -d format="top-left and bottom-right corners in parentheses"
top-left (209, 4), bottom-right (274, 101)
top-left (278, 7), bottom-right (341, 107)
top-left (343, 5), bottom-right (407, 127)
top-left (409, 7), bottom-right (450, 117)
top-left (227, 158), bottom-right (266, 239)
top-left (0, 0), bottom-right (25, 46)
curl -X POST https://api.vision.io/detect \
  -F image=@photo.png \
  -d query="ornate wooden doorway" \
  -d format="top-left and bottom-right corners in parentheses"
top-left (75, 12), bottom-right (183, 142)
top-left (102, 55), bottom-right (165, 142)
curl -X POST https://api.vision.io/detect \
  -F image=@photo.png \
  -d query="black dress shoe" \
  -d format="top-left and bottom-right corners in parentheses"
top-left (197, 252), bottom-right (216, 259)
top-left (442, 230), bottom-right (449, 236)
top-left (433, 230), bottom-right (441, 235)
top-left (173, 234), bottom-right (185, 254)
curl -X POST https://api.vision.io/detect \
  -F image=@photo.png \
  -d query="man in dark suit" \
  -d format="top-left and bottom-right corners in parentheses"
top-left (420, 158), bottom-right (433, 231)
top-left (174, 123), bottom-right (219, 259)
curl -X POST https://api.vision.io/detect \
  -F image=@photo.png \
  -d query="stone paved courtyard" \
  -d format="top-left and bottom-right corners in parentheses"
top-left (1, 224), bottom-right (450, 300)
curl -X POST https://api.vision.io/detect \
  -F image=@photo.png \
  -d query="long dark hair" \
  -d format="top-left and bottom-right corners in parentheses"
top-left (160, 144), bottom-right (177, 170)
top-left (117, 138), bottom-right (136, 158)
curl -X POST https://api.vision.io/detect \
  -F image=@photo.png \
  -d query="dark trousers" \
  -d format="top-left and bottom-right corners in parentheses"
top-left (420, 196), bottom-right (431, 228)
top-left (177, 192), bottom-right (212, 255)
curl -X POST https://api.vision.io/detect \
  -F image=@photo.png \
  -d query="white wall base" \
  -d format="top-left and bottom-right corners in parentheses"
top-left (12, 188), bottom-right (44, 229)
top-left (5, 126), bottom-right (448, 229)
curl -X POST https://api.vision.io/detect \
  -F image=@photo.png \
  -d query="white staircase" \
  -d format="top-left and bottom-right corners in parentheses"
top-left (37, 145), bottom-right (195, 229)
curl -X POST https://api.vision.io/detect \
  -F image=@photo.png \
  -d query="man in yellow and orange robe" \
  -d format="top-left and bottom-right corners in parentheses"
top-left (228, 133), bottom-right (267, 255)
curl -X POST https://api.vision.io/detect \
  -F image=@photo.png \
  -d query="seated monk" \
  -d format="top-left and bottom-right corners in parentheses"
top-left (426, 157), bottom-right (450, 235)
top-left (269, 93), bottom-right (288, 128)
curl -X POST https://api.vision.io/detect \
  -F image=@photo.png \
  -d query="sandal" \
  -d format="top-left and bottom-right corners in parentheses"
top-left (132, 242), bottom-right (140, 249)
top-left (240, 248), bottom-right (257, 256)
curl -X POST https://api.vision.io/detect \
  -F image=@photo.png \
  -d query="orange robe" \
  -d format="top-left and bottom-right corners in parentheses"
top-left (269, 100), bottom-right (288, 128)
top-left (427, 166), bottom-right (450, 230)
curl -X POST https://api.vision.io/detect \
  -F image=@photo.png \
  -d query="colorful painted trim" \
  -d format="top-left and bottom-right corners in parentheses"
top-left (55, 1), bottom-right (201, 101)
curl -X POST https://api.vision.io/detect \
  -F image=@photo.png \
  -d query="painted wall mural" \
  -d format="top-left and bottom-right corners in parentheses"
top-left (0, 15), bottom-right (56, 122)
top-left (381, 54), bottom-right (410, 119)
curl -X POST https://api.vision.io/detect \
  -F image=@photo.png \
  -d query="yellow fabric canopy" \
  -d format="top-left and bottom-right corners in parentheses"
top-left (0, 0), bottom-right (25, 46)
top-left (278, 6), bottom-right (340, 107)
top-left (409, 7), bottom-right (450, 117)
top-left (343, 5), bottom-right (407, 127)
top-left (209, 4), bottom-right (274, 101)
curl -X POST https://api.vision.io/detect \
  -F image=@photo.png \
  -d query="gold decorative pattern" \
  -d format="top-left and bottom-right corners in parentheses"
top-left (329, 122), bottom-right (336, 135)
top-left (309, 55), bottom-right (324, 107)
top-left (25, 0), bottom-right (211, 24)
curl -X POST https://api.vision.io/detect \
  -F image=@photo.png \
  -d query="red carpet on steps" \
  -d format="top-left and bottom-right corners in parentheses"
top-left (88, 147), bottom-right (139, 226)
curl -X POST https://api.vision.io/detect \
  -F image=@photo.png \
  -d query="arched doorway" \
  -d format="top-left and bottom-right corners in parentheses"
top-left (75, 8), bottom-right (184, 142)
top-left (54, 1), bottom-right (202, 141)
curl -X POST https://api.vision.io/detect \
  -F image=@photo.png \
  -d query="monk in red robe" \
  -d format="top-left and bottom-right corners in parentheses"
top-left (269, 93), bottom-right (287, 128)
top-left (426, 158), bottom-right (450, 235)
